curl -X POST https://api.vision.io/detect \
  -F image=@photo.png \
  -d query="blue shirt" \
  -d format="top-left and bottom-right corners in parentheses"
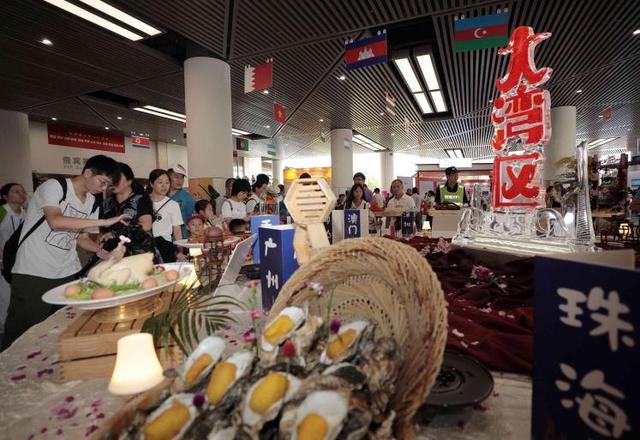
top-left (169, 188), bottom-right (194, 238)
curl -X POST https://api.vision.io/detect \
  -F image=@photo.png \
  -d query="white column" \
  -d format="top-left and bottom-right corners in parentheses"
top-left (330, 129), bottom-right (353, 195)
top-left (155, 141), bottom-right (168, 169)
top-left (380, 151), bottom-right (395, 192)
top-left (544, 106), bottom-right (576, 184)
top-left (272, 143), bottom-right (285, 185)
top-left (184, 57), bottom-right (234, 193)
top-left (0, 110), bottom-right (33, 192)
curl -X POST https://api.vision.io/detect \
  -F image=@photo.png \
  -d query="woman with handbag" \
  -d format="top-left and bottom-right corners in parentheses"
top-left (148, 169), bottom-right (186, 263)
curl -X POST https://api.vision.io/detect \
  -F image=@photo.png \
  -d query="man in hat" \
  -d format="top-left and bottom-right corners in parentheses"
top-left (435, 166), bottom-right (469, 208)
top-left (168, 163), bottom-right (194, 237)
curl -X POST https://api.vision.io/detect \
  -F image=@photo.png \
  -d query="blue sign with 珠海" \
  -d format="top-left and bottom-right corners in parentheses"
top-left (532, 257), bottom-right (640, 440)
top-left (258, 224), bottom-right (298, 311)
top-left (344, 209), bottom-right (361, 239)
top-left (250, 215), bottom-right (279, 264)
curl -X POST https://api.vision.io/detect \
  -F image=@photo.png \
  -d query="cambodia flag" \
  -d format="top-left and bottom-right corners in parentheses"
top-left (244, 59), bottom-right (273, 93)
top-left (274, 102), bottom-right (286, 124)
top-left (454, 12), bottom-right (509, 53)
top-left (344, 32), bottom-right (387, 71)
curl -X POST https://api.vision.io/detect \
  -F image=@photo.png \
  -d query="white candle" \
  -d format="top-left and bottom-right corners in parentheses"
top-left (108, 333), bottom-right (164, 395)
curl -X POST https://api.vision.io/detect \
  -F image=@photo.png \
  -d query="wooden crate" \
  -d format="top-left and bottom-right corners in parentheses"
top-left (58, 291), bottom-right (184, 382)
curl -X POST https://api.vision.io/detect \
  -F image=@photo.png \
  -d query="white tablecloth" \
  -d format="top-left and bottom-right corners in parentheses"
top-left (0, 292), bottom-right (532, 439)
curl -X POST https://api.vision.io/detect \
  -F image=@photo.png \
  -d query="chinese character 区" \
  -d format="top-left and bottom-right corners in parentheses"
top-left (492, 153), bottom-right (542, 208)
top-left (556, 363), bottom-right (631, 438)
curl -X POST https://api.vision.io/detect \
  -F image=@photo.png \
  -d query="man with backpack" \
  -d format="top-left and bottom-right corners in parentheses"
top-left (1, 155), bottom-right (128, 349)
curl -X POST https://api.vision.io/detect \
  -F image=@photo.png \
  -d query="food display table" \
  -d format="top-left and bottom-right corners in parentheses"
top-left (0, 242), bottom-right (535, 439)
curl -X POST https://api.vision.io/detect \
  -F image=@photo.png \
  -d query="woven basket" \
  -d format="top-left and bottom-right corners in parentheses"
top-left (268, 237), bottom-right (448, 439)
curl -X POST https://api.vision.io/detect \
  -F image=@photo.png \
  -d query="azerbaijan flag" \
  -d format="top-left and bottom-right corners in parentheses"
top-left (454, 12), bottom-right (509, 53)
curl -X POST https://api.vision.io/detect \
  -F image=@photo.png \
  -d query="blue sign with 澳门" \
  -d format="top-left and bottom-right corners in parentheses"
top-left (401, 211), bottom-right (415, 236)
top-left (258, 224), bottom-right (298, 311)
top-left (532, 257), bottom-right (640, 440)
top-left (344, 209), bottom-right (361, 239)
top-left (250, 215), bottom-right (279, 264)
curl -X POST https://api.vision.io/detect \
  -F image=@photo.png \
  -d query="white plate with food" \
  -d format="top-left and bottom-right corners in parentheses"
top-left (42, 253), bottom-right (193, 310)
top-left (174, 236), bottom-right (243, 249)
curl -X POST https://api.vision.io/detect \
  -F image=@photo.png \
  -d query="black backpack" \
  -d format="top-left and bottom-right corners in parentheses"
top-left (1, 177), bottom-right (98, 283)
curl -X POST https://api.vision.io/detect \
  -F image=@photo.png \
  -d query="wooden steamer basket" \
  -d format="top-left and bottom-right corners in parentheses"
top-left (268, 237), bottom-right (448, 439)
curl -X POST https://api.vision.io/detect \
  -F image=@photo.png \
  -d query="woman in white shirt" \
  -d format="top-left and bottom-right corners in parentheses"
top-left (221, 179), bottom-right (251, 224)
top-left (147, 169), bottom-right (185, 263)
top-left (0, 182), bottom-right (27, 333)
top-left (245, 173), bottom-right (269, 215)
top-left (344, 184), bottom-right (376, 233)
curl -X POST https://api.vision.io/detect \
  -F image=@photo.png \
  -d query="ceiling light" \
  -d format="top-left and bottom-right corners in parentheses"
top-left (391, 133), bottom-right (395, 136)
top-left (379, 112), bottom-right (384, 116)
top-left (172, 139), bottom-right (176, 142)
top-left (598, 115), bottom-right (603, 118)
top-left (352, 133), bottom-right (386, 151)
top-left (633, 29), bottom-right (640, 36)
top-left (142, 105), bottom-right (185, 119)
top-left (445, 148), bottom-right (464, 158)
top-left (117, 116), bottom-right (123, 120)
top-left (43, 0), bottom-right (145, 41)
top-left (262, 90), bottom-right (269, 95)
top-left (416, 54), bottom-right (440, 90)
top-left (319, 118), bottom-right (324, 122)
top-left (576, 89), bottom-right (583, 94)
top-left (587, 138), bottom-right (618, 149)
top-left (51, 117), bottom-right (57, 121)
top-left (264, 125), bottom-right (271, 129)
top-left (40, 38), bottom-right (53, 46)
top-left (414, 92), bottom-right (433, 114)
top-left (393, 58), bottom-right (422, 93)
top-left (132, 107), bottom-right (186, 122)
top-left (232, 128), bottom-right (251, 136)
top-left (338, 75), bottom-right (346, 81)
top-left (430, 90), bottom-right (447, 112)
top-left (77, 0), bottom-right (161, 36)
top-left (105, 126), bottom-right (110, 130)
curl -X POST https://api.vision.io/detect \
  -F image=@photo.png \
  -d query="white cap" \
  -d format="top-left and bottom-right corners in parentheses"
top-left (168, 163), bottom-right (188, 177)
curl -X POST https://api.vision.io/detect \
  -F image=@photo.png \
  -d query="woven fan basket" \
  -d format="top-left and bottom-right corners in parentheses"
top-left (268, 237), bottom-right (448, 439)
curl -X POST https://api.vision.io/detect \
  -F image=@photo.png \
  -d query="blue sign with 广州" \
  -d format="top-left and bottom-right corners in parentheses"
top-left (532, 257), bottom-right (640, 439)
top-left (258, 224), bottom-right (298, 311)
top-left (250, 215), bottom-right (279, 264)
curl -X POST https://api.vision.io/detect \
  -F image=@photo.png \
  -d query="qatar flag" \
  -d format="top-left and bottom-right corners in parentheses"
top-left (244, 59), bottom-right (273, 93)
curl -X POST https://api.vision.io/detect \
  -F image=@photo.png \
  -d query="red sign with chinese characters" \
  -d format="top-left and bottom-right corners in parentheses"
top-left (492, 152), bottom-right (543, 207)
top-left (491, 26), bottom-right (552, 209)
top-left (48, 125), bottom-right (125, 153)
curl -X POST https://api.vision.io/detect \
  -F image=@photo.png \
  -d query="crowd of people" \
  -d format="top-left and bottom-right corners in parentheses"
top-left (0, 155), bottom-right (455, 349)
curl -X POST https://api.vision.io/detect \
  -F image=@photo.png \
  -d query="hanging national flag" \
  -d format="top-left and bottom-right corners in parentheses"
top-left (266, 144), bottom-right (277, 157)
top-left (454, 12), bottom-right (509, 53)
top-left (274, 102), bottom-right (286, 124)
top-left (131, 134), bottom-right (150, 148)
top-left (244, 59), bottom-right (273, 93)
top-left (602, 107), bottom-right (612, 121)
top-left (236, 137), bottom-right (250, 151)
top-left (404, 116), bottom-right (410, 135)
top-left (418, 132), bottom-right (424, 146)
top-left (384, 92), bottom-right (396, 117)
top-left (344, 30), bottom-right (387, 71)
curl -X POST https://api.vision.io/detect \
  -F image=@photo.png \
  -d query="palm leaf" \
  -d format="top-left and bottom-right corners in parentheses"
top-left (143, 281), bottom-right (244, 356)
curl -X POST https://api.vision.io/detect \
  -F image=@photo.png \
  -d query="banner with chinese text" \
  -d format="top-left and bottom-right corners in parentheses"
top-left (533, 257), bottom-right (639, 439)
top-left (48, 125), bottom-right (125, 153)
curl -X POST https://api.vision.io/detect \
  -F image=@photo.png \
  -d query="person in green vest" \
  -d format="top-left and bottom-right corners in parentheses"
top-left (435, 166), bottom-right (469, 208)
